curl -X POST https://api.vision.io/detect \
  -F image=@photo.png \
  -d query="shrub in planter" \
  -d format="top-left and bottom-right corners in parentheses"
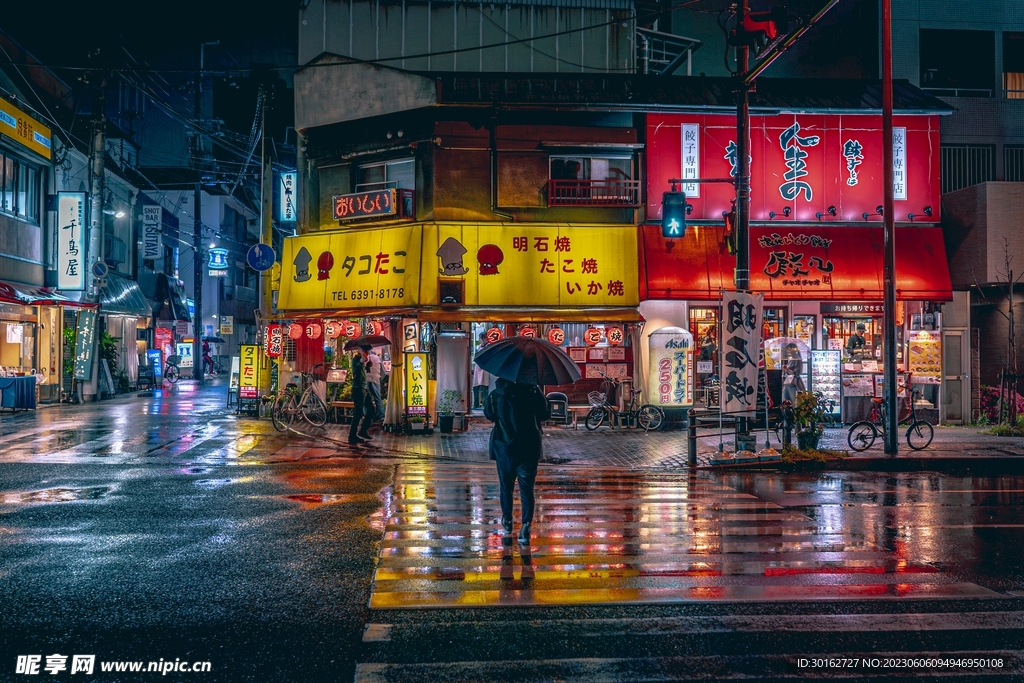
top-left (792, 390), bottom-right (829, 447)
top-left (979, 385), bottom-right (1024, 424)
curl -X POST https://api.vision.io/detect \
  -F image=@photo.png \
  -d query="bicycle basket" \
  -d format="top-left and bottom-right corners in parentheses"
top-left (588, 391), bottom-right (606, 406)
top-left (166, 355), bottom-right (182, 366)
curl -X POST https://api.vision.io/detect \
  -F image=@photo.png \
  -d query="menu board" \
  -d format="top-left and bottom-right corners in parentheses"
top-left (907, 331), bottom-right (941, 384)
top-left (810, 349), bottom-right (841, 408)
top-left (842, 373), bottom-right (874, 397)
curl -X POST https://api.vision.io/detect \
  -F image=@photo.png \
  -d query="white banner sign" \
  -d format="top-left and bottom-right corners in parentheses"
top-left (720, 290), bottom-right (763, 415)
top-left (279, 171), bottom-right (296, 222)
top-left (57, 192), bottom-right (87, 291)
top-left (892, 127), bottom-right (907, 201)
top-left (680, 123), bottom-right (700, 197)
top-left (142, 205), bottom-right (162, 260)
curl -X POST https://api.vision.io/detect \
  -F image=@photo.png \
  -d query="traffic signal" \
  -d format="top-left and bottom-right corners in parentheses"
top-left (724, 207), bottom-right (738, 255)
top-left (662, 192), bottom-right (687, 238)
top-left (729, 6), bottom-right (788, 54)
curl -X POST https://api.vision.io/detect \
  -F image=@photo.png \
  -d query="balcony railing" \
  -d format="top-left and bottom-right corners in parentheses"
top-left (547, 179), bottom-right (641, 207)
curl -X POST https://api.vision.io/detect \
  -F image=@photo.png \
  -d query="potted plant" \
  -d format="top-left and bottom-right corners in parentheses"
top-left (791, 390), bottom-right (828, 450)
top-left (437, 389), bottom-right (463, 433)
top-left (406, 414), bottom-right (428, 434)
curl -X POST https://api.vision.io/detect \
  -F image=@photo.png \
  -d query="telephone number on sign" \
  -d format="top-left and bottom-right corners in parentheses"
top-left (331, 288), bottom-right (405, 302)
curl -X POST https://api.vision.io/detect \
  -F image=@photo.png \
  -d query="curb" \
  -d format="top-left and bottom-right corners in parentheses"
top-left (777, 456), bottom-right (1024, 474)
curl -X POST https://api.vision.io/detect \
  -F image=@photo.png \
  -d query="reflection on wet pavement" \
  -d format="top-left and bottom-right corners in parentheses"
top-left (368, 463), bottom-right (1000, 608)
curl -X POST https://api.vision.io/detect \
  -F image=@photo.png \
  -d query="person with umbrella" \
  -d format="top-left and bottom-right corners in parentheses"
top-left (476, 337), bottom-right (580, 546)
top-left (347, 344), bottom-right (374, 445)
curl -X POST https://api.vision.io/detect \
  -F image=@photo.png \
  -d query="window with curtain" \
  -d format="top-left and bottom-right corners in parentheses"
top-left (0, 149), bottom-right (40, 224)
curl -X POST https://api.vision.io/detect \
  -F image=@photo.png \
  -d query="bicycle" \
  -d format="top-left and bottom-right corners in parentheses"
top-left (164, 355), bottom-right (181, 384)
top-left (847, 389), bottom-right (934, 451)
top-left (272, 363), bottom-right (328, 431)
top-left (584, 371), bottom-right (664, 432)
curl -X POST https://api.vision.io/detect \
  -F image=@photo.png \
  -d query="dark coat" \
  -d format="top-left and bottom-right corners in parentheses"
top-left (483, 379), bottom-right (551, 463)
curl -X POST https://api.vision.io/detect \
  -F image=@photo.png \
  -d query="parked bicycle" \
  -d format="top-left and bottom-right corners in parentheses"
top-left (272, 364), bottom-right (328, 431)
top-left (164, 355), bottom-right (181, 384)
top-left (585, 371), bottom-right (664, 432)
top-left (847, 389), bottom-right (934, 451)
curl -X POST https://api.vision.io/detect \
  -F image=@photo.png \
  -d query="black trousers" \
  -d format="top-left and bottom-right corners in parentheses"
top-left (349, 387), bottom-right (372, 441)
top-left (495, 457), bottom-right (538, 524)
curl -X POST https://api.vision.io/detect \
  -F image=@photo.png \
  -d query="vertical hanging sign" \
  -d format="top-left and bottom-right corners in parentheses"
top-left (680, 123), bottom-right (700, 197)
top-left (72, 309), bottom-right (97, 380)
top-left (57, 192), bottom-right (87, 291)
top-left (720, 290), bottom-right (763, 415)
top-left (892, 127), bottom-right (907, 201)
top-left (142, 205), bottom-right (162, 260)
top-left (279, 171), bottom-right (296, 222)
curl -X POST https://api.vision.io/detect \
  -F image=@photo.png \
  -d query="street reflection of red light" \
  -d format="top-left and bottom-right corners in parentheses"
top-left (763, 566), bottom-right (885, 576)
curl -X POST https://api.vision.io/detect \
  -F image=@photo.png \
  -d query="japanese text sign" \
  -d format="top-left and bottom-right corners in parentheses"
top-left (142, 205), bottom-right (162, 261)
top-left (333, 188), bottom-right (397, 221)
top-left (404, 352), bottom-right (428, 415)
top-left (264, 324), bottom-right (283, 357)
top-left (279, 172), bottom-right (297, 222)
top-left (278, 225), bottom-right (421, 310)
top-left (57, 192), bottom-right (87, 291)
top-left (72, 309), bottom-right (97, 380)
top-left (0, 97), bottom-right (51, 159)
top-left (720, 291), bottom-right (763, 415)
top-left (647, 327), bottom-right (693, 408)
top-left (239, 344), bottom-right (261, 398)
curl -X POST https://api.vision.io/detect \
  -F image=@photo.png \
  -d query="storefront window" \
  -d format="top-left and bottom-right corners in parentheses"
top-left (762, 307), bottom-right (786, 342)
top-left (0, 319), bottom-right (36, 375)
top-left (689, 307), bottom-right (719, 406)
top-left (0, 150), bottom-right (40, 224)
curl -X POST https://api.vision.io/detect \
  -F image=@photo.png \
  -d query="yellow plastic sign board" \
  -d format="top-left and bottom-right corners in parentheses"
top-left (0, 98), bottom-right (52, 159)
top-left (239, 344), bottom-right (261, 398)
top-left (404, 352), bottom-right (428, 415)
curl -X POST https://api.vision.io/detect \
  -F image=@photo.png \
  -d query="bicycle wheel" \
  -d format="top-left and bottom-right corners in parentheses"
top-left (905, 420), bottom-right (934, 450)
top-left (637, 405), bottom-right (664, 431)
top-left (272, 395), bottom-right (295, 432)
top-left (303, 392), bottom-right (328, 427)
top-left (165, 366), bottom-right (179, 384)
top-left (847, 421), bottom-right (877, 451)
top-left (584, 407), bottom-right (606, 431)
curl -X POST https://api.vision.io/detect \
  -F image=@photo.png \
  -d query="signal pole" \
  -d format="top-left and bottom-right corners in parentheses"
top-left (735, 0), bottom-right (750, 292)
top-left (881, 0), bottom-right (899, 455)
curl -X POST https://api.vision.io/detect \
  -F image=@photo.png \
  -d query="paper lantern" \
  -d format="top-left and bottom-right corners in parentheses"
top-left (485, 327), bottom-right (504, 344)
top-left (264, 324), bottom-right (283, 358)
top-left (288, 323), bottom-right (303, 340)
top-left (305, 323), bottom-right (322, 340)
top-left (324, 321), bottom-right (342, 339)
top-left (343, 321), bottom-right (361, 339)
top-left (547, 326), bottom-right (565, 345)
top-left (584, 327), bottom-right (602, 346)
top-left (606, 326), bottom-right (625, 346)
top-left (518, 326), bottom-right (537, 338)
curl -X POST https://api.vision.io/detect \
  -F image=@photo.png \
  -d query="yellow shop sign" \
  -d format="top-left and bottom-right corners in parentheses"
top-left (0, 98), bottom-right (52, 160)
top-left (420, 224), bottom-right (639, 307)
top-left (278, 225), bottom-right (422, 310)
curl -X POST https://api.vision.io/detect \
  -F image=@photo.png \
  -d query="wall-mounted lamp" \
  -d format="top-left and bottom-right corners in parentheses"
top-left (827, 206), bottom-right (837, 217)
top-left (768, 211), bottom-right (776, 219)
top-left (815, 211), bottom-right (824, 220)
top-left (102, 192), bottom-right (126, 218)
top-left (685, 204), bottom-right (693, 215)
top-left (876, 205), bottom-right (884, 216)
top-left (923, 206), bottom-right (933, 216)
top-left (862, 212), bottom-right (870, 220)
top-left (782, 206), bottom-right (792, 217)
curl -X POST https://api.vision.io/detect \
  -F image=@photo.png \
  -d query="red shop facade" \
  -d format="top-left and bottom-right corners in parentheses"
top-left (639, 112), bottom-right (954, 424)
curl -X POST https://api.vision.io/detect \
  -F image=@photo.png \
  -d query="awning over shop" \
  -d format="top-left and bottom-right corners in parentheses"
top-left (99, 272), bottom-right (152, 317)
top-left (0, 280), bottom-right (72, 306)
top-left (418, 307), bottom-right (642, 323)
top-left (639, 225), bottom-right (953, 302)
top-left (155, 273), bottom-right (191, 322)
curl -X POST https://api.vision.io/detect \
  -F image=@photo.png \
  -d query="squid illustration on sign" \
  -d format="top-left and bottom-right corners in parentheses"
top-left (477, 244), bottom-right (504, 275)
top-left (436, 237), bottom-right (469, 276)
top-left (293, 246), bottom-right (312, 282)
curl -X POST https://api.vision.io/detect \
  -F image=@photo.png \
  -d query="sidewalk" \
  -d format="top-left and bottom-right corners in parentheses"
top-left (299, 419), bottom-right (1024, 471)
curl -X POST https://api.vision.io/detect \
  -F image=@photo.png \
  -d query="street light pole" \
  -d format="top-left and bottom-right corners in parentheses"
top-left (881, 0), bottom-right (898, 455)
top-left (734, 0), bottom-right (750, 292)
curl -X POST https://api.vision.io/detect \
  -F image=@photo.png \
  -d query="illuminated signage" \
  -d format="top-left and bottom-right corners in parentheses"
top-left (333, 189), bottom-right (397, 221)
top-left (142, 205), bottom-right (162, 260)
top-left (264, 324), bottom-right (283, 357)
top-left (646, 327), bottom-right (693, 408)
top-left (57, 192), bottom-right (87, 291)
top-left (404, 352), bottom-right (428, 415)
top-left (239, 344), bottom-right (261, 398)
top-left (208, 248), bottom-right (229, 270)
top-left (0, 97), bottom-right (52, 159)
top-left (279, 172), bottom-right (296, 222)
top-left (72, 309), bottom-right (97, 380)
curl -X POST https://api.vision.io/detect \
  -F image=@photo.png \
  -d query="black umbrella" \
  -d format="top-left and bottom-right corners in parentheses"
top-left (474, 337), bottom-right (581, 386)
top-left (342, 335), bottom-right (391, 350)
top-left (203, 336), bottom-right (226, 344)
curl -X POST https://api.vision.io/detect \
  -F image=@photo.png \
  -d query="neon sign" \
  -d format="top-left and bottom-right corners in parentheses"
top-left (333, 189), bottom-right (397, 221)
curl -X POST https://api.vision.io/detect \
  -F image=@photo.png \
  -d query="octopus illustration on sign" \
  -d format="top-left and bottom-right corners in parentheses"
top-left (436, 237), bottom-right (469, 276)
top-left (477, 244), bottom-right (503, 275)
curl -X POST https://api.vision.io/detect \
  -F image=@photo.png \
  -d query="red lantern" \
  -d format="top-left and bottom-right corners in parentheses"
top-left (324, 321), bottom-right (342, 339)
top-left (547, 326), bottom-right (565, 345)
top-left (305, 323), bottom-right (322, 340)
top-left (485, 327), bottom-right (504, 344)
top-left (518, 326), bottom-right (536, 338)
top-left (288, 323), bottom-right (303, 340)
top-left (368, 320), bottom-right (384, 336)
top-left (584, 327), bottom-right (602, 346)
top-left (606, 326), bottom-right (624, 346)
top-left (343, 321), bottom-right (361, 339)
top-left (264, 324), bottom-right (283, 358)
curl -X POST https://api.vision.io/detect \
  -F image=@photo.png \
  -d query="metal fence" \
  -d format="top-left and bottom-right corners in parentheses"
top-left (941, 145), bottom-right (995, 194)
top-left (1005, 146), bottom-right (1024, 182)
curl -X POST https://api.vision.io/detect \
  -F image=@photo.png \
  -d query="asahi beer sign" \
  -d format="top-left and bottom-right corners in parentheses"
top-left (142, 205), bottom-right (162, 260)
top-left (57, 192), bottom-right (86, 291)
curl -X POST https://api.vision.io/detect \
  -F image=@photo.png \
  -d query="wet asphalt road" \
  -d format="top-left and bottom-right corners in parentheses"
top-left (1, 382), bottom-right (1024, 681)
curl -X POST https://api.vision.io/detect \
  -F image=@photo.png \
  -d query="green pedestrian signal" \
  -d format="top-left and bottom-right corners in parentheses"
top-left (662, 192), bottom-right (687, 238)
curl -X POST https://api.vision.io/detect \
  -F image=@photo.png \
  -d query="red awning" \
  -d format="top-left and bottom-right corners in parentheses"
top-left (0, 281), bottom-right (74, 306)
top-left (639, 225), bottom-right (953, 302)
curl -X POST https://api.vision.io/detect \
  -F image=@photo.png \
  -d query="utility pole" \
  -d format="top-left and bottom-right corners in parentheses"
top-left (84, 78), bottom-right (107, 401)
top-left (734, 0), bottom-right (750, 292)
top-left (881, 0), bottom-right (898, 455)
top-left (259, 94), bottom-right (273, 317)
top-left (192, 41), bottom-right (217, 384)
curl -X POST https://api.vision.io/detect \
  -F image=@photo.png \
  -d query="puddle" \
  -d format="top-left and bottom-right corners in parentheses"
top-left (194, 479), bottom-right (234, 490)
top-left (0, 485), bottom-right (115, 505)
top-left (284, 493), bottom-right (357, 506)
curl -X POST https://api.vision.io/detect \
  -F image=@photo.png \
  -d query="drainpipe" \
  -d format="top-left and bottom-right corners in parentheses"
top-left (489, 114), bottom-right (514, 222)
top-left (638, 31), bottom-right (650, 75)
